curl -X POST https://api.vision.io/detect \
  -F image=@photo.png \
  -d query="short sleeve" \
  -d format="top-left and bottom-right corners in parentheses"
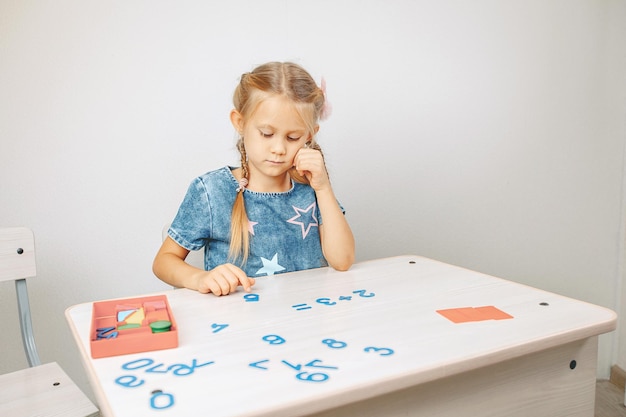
top-left (168, 177), bottom-right (212, 251)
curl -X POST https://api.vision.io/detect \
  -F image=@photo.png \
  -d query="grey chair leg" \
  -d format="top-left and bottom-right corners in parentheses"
top-left (16, 278), bottom-right (41, 367)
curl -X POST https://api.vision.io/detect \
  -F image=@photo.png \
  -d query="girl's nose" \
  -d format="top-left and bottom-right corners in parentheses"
top-left (270, 138), bottom-right (286, 154)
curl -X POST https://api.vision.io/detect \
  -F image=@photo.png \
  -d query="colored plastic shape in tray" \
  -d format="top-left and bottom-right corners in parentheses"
top-left (90, 295), bottom-right (178, 358)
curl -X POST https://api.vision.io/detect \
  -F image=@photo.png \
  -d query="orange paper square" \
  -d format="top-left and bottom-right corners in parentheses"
top-left (437, 306), bottom-right (513, 323)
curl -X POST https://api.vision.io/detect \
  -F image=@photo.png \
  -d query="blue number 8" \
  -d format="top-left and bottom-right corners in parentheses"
top-left (322, 338), bottom-right (347, 349)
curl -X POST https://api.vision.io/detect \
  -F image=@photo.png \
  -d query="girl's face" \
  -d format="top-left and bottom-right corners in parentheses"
top-left (231, 94), bottom-right (312, 192)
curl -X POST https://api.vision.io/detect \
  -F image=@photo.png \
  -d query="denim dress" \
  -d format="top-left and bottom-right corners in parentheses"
top-left (168, 166), bottom-right (337, 277)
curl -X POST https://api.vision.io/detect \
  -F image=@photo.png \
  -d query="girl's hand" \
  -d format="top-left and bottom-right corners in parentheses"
top-left (194, 264), bottom-right (256, 296)
top-left (293, 147), bottom-right (330, 191)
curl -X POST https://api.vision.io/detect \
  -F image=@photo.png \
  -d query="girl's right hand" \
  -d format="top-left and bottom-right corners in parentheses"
top-left (195, 263), bottom-right (256, 296)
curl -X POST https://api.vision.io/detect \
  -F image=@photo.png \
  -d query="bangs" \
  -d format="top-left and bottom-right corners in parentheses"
top-left (244, 90), bottom-right (318, 139)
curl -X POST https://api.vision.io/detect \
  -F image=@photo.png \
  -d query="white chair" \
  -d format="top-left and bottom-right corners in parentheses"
top-left (161, 224), bottom-right (204, 269)
top-left (0, 227), bottom-right (99, 417)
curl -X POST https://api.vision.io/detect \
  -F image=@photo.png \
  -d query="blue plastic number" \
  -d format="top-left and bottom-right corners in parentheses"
top-left (296, 371), bottom-right (329, 382)
top-left (115, 375), bottom-right (145, 388)
top-left (281, 360), bottom-right (302, 371)
top-left (122, 358), bottom-right (154, 371)
top-left (244, 294), bottom-right (260, 302)
top-left (364, 346), bottom-right (395, 356)
top-left (169, 359), bottom-right (214, 376)
top-left (353, 289), bottom-right (375, 298)
top-left (263, 334), bottom-right (286, 345)
top-left (316, 297), bottom-right (337, 306)
top-left (306, 359), bottom-right (338, 369)
top-left (150, 391), bottom-right (174, 410)
top-left (322, 338), bottom-right (347, 349)
top-left (145, 363), bottom-right (169, 374)
top-left (211, 323), bottom-right (229, 333)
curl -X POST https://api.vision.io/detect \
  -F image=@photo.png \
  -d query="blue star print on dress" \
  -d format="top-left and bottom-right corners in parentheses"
top-left (287, 202), bottom-right (319, 239)
top-left (255, 253), bottom-right (286, 276)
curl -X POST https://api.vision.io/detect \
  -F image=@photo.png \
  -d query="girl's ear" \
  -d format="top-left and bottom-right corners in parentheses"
top-left (230, 109), bottom-right (244, 133)
top-left (312, 124), bottom-right (320, 138)
top-left (306, 124), bottom-right (319, 142)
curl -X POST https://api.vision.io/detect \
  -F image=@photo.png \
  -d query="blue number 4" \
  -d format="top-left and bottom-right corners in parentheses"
top-left (282, 359), bottom-right (338, 371)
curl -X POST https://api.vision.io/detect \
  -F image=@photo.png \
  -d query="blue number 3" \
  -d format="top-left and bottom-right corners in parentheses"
top-left (316, 297), bottom-right (337, 306)
top-left (364, 346), bottom-right (394, 356)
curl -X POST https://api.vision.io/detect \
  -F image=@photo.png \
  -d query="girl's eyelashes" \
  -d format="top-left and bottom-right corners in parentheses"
top-left (259, 130), bottom-right (302, 142)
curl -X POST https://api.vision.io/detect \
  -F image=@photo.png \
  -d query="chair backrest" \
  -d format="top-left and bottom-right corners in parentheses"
top-left (0, 227), bottom-right (100, 417)
top-left (161, 224), bottom-right (204, 269)
top-left (0, 227), bottom-right (36, 283)
top-left (0, 227), bottom-right (41, 366)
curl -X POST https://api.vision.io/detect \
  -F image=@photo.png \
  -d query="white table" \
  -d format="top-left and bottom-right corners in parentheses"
top-left (65, 256), bottom-right (617, 417)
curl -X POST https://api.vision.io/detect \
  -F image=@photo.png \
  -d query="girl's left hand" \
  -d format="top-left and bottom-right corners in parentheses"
top-left (293, 148), bottom-right (330, 191)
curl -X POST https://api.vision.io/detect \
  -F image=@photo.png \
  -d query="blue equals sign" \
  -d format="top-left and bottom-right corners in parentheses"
top-left (292, 303), bottom-right (312, 311)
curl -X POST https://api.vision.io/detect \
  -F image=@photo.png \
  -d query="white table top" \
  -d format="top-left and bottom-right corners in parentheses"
top-left (65, 255), bottom-right (617, 417)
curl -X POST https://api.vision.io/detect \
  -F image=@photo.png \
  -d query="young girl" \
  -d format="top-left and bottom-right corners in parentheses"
top-left (153, 62), bottom-right (355, 296)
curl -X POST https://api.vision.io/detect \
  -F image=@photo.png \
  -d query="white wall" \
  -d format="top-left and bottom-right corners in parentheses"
top-left (2, 0), bottom-right (625, 403)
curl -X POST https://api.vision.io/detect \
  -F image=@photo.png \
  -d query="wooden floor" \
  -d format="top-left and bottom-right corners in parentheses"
top-left (596, 380), bottom-right (626, 417)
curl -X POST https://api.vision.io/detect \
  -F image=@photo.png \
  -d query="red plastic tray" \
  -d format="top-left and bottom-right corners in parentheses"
top-left (90, 295), bottom-right (178, 359)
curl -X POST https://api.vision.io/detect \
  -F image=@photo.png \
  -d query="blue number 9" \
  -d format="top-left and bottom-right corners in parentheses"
top-left (262, 334), bottom-right (286, 345)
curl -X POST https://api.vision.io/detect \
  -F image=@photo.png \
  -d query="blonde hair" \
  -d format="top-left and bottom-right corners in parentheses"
top-left (229, 62), bottom-right (326, 264)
